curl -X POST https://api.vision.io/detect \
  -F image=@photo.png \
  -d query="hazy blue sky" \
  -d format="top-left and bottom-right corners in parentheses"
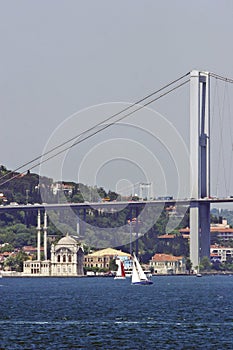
top-left (1, 0), bottom-right (233, 198)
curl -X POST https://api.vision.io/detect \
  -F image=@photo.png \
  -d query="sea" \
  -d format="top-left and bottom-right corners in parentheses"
top-left (0, 275), bottom-right (232, 349)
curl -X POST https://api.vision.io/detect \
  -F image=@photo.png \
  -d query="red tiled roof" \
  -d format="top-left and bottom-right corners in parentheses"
top-left (151, 253), bottom-right (183, 262)
top-left (23, 246), bottom-right (43, 252)
top-left (158, 234), bottom-right (175, 239)
top-left (210, 253), bottom-right (220, 257)
top-left (158, 233), bottom-right (189, 239)
top-left (210, 244), bottom-right (233, 250)
top-left (179, 227), bottom-right (233, 233)
top-left (210, 227), bottom-right (233, 232)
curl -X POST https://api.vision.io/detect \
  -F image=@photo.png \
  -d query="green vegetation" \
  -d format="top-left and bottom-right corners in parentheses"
top-left (1, 165), bottom-right (233, 272)
top-left (198, 255), bottom-right (233, 273)
top-left (185, 258), bottom-right (192, 274)
top-left (0, 165), bottom-right (190, 261)
top-left (3, 251), bottom-right (28, 272)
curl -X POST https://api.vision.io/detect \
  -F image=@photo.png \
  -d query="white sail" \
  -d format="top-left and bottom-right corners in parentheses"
top-left (131, 259), bottom-right (140, 284)
top-left (131, 253), bottom-right (153, 285)
top-left (114, 259), bottom-right (126, 279)
top-left (134, 254), bottom-right (147, 281)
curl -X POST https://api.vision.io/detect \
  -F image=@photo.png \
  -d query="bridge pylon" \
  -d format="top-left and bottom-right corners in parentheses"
top-left (190, 70), bottom-right (210, 269)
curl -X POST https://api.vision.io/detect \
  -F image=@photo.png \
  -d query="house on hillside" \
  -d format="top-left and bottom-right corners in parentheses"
top-left (210, 244), bottom-right (233, 262)
top-left (149, 253), bottom-right (186, 275)
top-left (179, 219), bottom-right (233, 241)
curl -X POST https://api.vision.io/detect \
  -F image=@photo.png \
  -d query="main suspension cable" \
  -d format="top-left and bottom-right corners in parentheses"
top-left (0, 73), bottom-right (190, 186)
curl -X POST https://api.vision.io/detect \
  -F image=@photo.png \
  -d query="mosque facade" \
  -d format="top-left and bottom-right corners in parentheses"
top-left (23, 211), bottom-right (84, 277)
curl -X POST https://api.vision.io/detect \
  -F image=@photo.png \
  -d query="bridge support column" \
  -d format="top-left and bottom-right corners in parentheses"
top-left (199, 202), bottom-right (210, 259)
top-left (190, 202), bottom-right (210, 269)
top-left (190, 70), bottom-right (210, 269)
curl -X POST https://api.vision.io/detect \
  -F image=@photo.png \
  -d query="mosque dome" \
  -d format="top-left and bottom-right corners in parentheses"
top-left (57, 233), bottom-right (78, 246)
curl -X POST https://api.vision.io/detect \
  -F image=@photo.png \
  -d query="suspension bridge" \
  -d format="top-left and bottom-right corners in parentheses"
top-left (1, 69), bottom-right (233, 269)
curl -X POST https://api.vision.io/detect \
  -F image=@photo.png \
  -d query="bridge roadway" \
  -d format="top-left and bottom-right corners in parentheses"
top-left (1, 197), bottom-right (233, 213)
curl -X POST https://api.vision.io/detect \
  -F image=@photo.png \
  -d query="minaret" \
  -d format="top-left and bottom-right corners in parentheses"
top-left (37, 210), bottom-right (41, 261)
top-left (44, 212), bottom-right (47, 260)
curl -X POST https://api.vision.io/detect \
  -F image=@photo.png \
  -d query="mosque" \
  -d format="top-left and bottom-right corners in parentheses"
top-left (23, 211), bottom-right (84, 277)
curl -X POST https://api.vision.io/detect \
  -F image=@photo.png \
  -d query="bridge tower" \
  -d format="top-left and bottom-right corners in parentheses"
top-left (190, 70), bottom-right (210, 269)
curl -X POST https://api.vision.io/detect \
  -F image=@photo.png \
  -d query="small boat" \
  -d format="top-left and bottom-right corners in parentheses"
top-left (124, 268), bottom-right (132, 278)
top-left (114, 259), bottom-right (126, 279)
top-left (196, 266), bottom-right (202, 277)
top-left (131, 253), bottom-right (153, 285)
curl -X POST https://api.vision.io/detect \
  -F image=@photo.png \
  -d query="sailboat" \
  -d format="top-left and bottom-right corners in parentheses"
top-left (131, 253), bottom-right (153, 285)
top-left (114, 259), bottom-right (126, 279)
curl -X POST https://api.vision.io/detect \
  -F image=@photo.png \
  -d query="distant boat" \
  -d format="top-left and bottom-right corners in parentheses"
top-left (131, 253), bottom-right (153, 285)
top-left (114, 259), bottom-right (126, 279)
top-left (196, 266), bottom-right (202, 277)
top-left (124, 268), bottom-right (132, 278)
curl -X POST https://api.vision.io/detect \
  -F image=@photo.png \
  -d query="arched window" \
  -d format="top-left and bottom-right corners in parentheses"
top-left (68, 255), bottom-right (72, 262)
top-left (57, 255), bottom-right (60, 262)
top-left (63, 255), bottom-right (66, 262)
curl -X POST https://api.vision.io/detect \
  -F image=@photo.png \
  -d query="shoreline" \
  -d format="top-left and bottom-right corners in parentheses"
top-left (1, 271), bottom-right (232, 278)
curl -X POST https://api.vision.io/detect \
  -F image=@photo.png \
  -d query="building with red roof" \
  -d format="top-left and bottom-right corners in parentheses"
top-left (149, 253), bottom-right (186, 275)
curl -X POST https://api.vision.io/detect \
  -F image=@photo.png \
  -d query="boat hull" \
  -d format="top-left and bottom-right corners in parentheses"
top-left (132, 280), bottom-right (153, 285)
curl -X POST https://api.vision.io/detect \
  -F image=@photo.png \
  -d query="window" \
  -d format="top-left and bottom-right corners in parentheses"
top-left (63, 255), bottom-right (66, 262)
top-left (57, 255), bottom-right (60, 262)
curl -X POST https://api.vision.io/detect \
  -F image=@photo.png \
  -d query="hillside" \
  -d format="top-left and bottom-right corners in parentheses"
top-left (0, 164), bottom-right (189, 261)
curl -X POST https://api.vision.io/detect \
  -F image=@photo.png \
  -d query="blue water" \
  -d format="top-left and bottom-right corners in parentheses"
top-left (0, 275), bottom-right (232, 349)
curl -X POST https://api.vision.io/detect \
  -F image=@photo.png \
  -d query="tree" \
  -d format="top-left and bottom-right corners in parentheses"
top-left (185, 258), bottom-right (192, 274)
top-left (199, 256), bottom-right (212, 272)
top-left (4, 251), bottom-right (28, 272)
top-left (109, 258), bottom-right (118, 271)
top-left (0, 243), bottom-right (14, 253)
top-left (97, 187), bottom-right (107, 199)
top-left (107, 190), bottom-right (118, 201)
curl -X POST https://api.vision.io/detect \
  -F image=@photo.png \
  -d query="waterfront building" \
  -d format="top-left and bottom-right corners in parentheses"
top-left (149, 253), bottom-right (186, 275)
top-left (84, 247), bottom-right (131, 270)
top-left (50, 234), bottom-right (84, 276)
top-left (23, 233), bottom-right (84, 276)
top-left (23, 210), bottom-right (84, 276)
top-left (210, 244), bottom-right (233, 262)
top-left (179, 219), bottom-right (233, 241)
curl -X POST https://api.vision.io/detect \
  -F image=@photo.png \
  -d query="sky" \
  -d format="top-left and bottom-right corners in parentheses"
top-left (1, 0), bottom-right (233, 200)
